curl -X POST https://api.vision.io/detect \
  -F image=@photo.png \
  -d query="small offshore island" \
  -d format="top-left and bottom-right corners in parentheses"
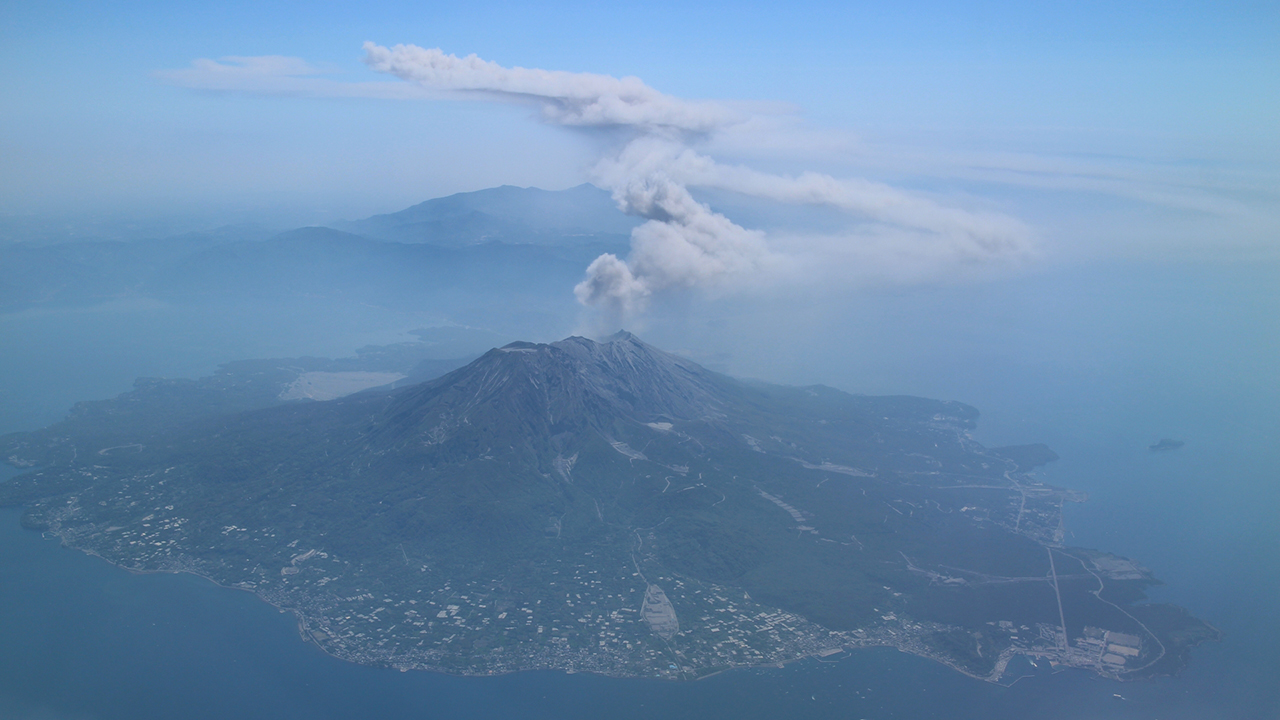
top-left (0, 334), bottom-right (1218, 683)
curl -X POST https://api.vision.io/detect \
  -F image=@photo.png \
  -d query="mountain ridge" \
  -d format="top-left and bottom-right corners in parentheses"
top-left (331, 183), bottom-right (639, 246)
top-left (0, 185), bottom-right (632, 314)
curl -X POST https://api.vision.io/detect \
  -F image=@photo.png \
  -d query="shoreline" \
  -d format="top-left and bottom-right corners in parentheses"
top-left (8, 499), bottom-right (1209, 688)
top-left (24, 515), bottom-right (1060, 686)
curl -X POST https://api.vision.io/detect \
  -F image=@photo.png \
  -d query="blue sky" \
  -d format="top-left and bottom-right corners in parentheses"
top-left (1, 0), bottom-right (1276, 264)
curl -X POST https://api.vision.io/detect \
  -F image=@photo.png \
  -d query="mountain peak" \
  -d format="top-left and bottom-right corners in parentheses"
top-left (2, 334), bottom-right (1217, 681)
top-left (382, 333), bottom-right (723, 454)
top-left (332, 184), bottom-right (638, 245)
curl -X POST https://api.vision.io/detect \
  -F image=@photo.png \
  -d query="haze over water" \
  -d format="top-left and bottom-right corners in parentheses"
top-left (1, 256), bottom-right (1275, 719)
top-left (2, 1), bottom-right (1276, 716)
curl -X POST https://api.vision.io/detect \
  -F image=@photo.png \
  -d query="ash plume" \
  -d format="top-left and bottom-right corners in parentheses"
top-left (574, 175), bottom-right (773, 323)
top-left (362, 43), bottom-right (1035, 326)
top-left (362, 43), bottom-right (734, 133)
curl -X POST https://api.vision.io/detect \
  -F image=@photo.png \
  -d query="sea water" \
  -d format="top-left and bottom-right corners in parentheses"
top-left (1, 261), bottom-right (1276, 719)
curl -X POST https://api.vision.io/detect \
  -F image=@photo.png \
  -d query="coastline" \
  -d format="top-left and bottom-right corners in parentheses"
top-left (25, 514), bottom-right (1073, 686)
top-left (3, 459), bottom-right (1215, 690)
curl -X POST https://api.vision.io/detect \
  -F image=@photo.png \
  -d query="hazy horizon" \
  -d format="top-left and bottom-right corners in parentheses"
top-left (4, 3), bottom-right (1277, 261)
top-left (2, 3), bottom-right (1277, 719)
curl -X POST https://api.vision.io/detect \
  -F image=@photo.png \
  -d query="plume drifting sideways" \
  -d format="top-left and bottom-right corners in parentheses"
top-left (363, 44), bottom-right (1033, 327)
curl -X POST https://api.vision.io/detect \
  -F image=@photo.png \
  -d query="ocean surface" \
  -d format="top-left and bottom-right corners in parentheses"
top-left (2, 262), bottom-right (1277, 719)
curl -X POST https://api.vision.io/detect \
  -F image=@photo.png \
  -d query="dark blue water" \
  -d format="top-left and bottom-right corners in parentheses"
top-left (2, 262), bottom-right (1277, 719)
top-left (0, 493), bottom-right (1250, 720)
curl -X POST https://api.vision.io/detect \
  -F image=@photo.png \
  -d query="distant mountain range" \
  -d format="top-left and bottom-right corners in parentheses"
top-left (332, 183), bottom-right (639, 246)
top-left (0, 332), bottom-right (1218, 680)
top-left (0, 185), bottom-right (634, 315)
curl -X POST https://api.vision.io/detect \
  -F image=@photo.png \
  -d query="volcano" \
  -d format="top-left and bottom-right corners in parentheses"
top-left (0, 333), bottom-right (1218, 679)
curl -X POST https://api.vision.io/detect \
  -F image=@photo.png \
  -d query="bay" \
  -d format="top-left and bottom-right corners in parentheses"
top-left (0, 493), bottom-right (1235, 720)
top-left (1, 260), bottom-right (1276, 719)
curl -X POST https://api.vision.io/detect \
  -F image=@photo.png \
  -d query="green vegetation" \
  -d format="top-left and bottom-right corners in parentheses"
top-left (0, 333), bottom-right (1218, 680)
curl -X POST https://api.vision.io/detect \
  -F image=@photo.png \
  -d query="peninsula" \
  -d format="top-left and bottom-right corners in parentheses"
top-left (0, 333), bottom-right (1218, 682)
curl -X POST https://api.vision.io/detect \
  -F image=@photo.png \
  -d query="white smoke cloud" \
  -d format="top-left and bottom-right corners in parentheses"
top-left (574, 175), bottom-right (776, 320)
top-left (362, 43), bottom-right (736, 133)
top-left (358, 43), bottom-right (1035, 326)
top-left (594, 136), bottom-right (1031, 258)
top-left (156, 55), bottom-right (437, 99)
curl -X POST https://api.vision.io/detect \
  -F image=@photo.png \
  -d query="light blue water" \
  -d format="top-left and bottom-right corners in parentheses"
top-left (1, 261), bottom-right (1276, 719)
top-left (0, 298), bottom-right (447, 435)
